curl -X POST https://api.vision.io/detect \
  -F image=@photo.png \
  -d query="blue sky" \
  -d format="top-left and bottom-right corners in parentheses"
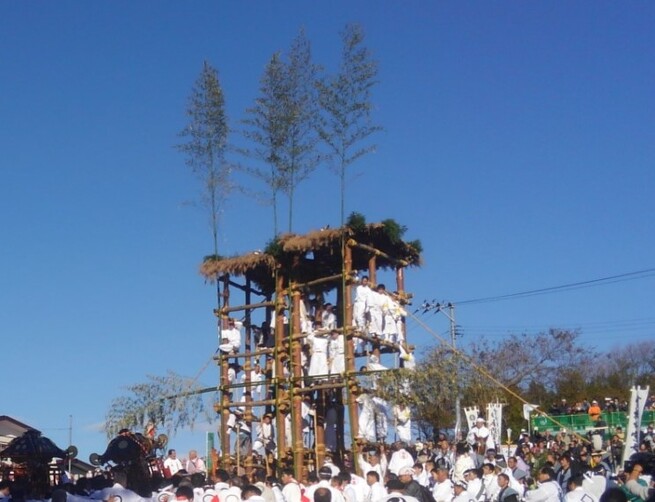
top-left (1, 1), bottom-right (654, 461)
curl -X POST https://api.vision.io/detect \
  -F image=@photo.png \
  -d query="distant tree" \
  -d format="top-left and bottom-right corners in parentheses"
top-left (587, 340), bottom-right (655, 398)
top-left (374, 329), bottom-right (591, 435)
top-left (178, 61), bottom-right (233, 306)
top-left (317, 24), bottom-right (382, 225)
top-left (105, 371), bottom-right (211, 439)
top-left (242, 30), bottom-right (321, 234)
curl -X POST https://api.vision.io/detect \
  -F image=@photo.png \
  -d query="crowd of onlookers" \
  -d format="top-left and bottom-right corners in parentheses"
top-left (2, 420), bottom-right (654, 502)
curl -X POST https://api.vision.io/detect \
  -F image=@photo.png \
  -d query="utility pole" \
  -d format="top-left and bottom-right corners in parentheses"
top-left (447, 303), bottom-right (462, 438)
top-left (428, 302), bottom-right (462, 439)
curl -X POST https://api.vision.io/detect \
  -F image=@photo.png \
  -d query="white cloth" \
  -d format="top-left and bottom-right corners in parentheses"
top-left (453, 492), bottom-right (476, 502)
top-left (367, 291), bottom-right (386, 336)
top-left (358, 451), bottom-right (388, 480)
top-left (367, 481), bottom-right (387, 502)
top-left (353, 284), bottom-right (371, 330)
top-left (433, 480), bottom-right (454, 502)
top-left (357, 394), bottom-right (377, 442)
top-left (322, 311), bottom-right (337, 330)
top-left (453, 454), bottom-right (476, 484)
top-left (163, 456), bottom-right (183, 476)
top-left (282, 482), bottom-right (302, 502)
top-left (185, 456), bottom-right (206, 474)
top-left (393, 405), bottom-right (412, 443)
top-left (305, 480), bottom-right (345, 502)
top-left (388, 448), bottom-right (415, 475)
top-left (308, 333), bottom-right (329, 378)
top-left (565, 486), bottom-right (598, 502)
top-left (525, 480), bottom-right (562, 502)
top-left (381, 494), bottom-right (420, 502)
top-left (219, 326), bottom-right (241, 353)
top-left (483, 474), bottom-right (500, 502)
top-left (329, 335), bottom-right (345, 375)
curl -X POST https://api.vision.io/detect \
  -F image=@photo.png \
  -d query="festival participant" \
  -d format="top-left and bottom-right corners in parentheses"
top-left (304, 467), bottom-right (345, 502)
top-left (308, 331), bottom-right (330, 382)
top-left (463, 469), bottom-right (484, 502)
top-left (431, 467), bottom-right (454, 502)
top-left (496, 474), bottom-right (520, 502)
top-left (525, 467), bottom-right (562, 502)
top-left (329, 330), bottom-right (346, 376)
top-left (467, 418), bottom-right (492, 454)
top-left (253, 413), bottom-right (275, 457)
top-left (481, 463), bottom-right (499, 502)
top-left (163, 449), bottom-right (183, 477)
top-left (281, 469), bottom-right (302, 502)
top-left (365, 471), bottom-right (387, 502)
top-left (322, 303), bottom-right (337, 331)
top-left (381, 479), bottom-right (420, 502)
top-left (353, 276), bottom-right (371, 323)
top-left (565, 476), bottom-right (598, 502)
top-left (452, 481), bottom-right (475, 502)
top-left (398, 466), bottom-right (431, 502)
top-left (389, 442), bottom-right (415, 476)
top-left (185, 449), bottom-right (206, 476)
top-left (357, 394), bottom-right (377, 443)
top-left (623, 462), bottom-right (652, 501)
top-left (219, 318), bottom-right (241, 354)
top-left (366, 285), bottom-right (388, 340)
top-left (393, 404), bottom-right (412, 444)
top-left (358, 445), bottom-right (388, 480)
top-left (453, 443), bottom-right (476, 485)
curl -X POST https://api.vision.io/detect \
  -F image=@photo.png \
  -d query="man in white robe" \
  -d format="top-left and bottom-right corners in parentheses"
top-left (432, 467), bottom-right (454, 502)
top-left (366, 286), bottom-right (387, 338)
top-left (357, 393), bottom-right (377, 442)
top-left (329, 330), bottom-right (346, 376)
top-left (253, 413), bottom-right (275, 457)
top-left (321, 303), bottom-right (337, 330)
top-left (307, 332), bottom-right (330, 381)
top-left (393, 403), bottom-right (412, 444)
top-left (219, 318), bottom-right (241, 354)
top-left (353, 275), bottom-right (371, 332)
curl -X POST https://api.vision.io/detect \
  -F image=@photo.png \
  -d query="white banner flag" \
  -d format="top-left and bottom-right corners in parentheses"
top-left (487, 403), bottom-right (504, 448)
top-left (622, 386), bottom-right (650, 466)
top-left (464, 406), bottom-right (480, 430)
top-left (522, 403), bottom-right (538, 421)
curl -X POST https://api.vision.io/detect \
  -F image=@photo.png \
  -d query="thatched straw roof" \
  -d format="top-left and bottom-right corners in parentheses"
top-left (200, 221), bottom-right (422, 296)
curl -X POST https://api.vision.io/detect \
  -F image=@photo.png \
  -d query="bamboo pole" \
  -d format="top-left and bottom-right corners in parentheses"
top-left (291, 285), bottom-right (305, 479)
top-left (343, 243), bottom-right (360, 473)
top-left (348, 240), bottom-right (410, 267)
top-left (274, 271), bottom-right (287, 462)
top-left (215, 300), bottom-right (276, 316)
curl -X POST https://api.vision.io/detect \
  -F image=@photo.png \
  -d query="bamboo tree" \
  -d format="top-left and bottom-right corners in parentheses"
top-left (317, 24), bottom-right (382, 226)
top-left (178, 61), bottom-right (232, 306)
top-left (242, 30), bottom-right (321, 234)
top-left (242, 52), bottom-right (289, 236)
top-left (280, 29), bottom-right (321, 232)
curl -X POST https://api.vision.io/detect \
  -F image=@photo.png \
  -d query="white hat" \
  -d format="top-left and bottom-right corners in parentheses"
top-left (398, 466), bottom-right (414, 476)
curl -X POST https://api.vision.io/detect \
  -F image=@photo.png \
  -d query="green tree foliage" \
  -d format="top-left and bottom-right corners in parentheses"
top-left (178, 61), bottom-right (233, 304)
top-left (317, 24), bottom-right (382, 225)
top-left (104, 371), bottom-right (211, 438)
top-left (242, 30), bottom-right (321, 234)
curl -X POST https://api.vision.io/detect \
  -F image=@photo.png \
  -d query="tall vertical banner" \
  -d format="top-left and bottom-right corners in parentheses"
top-left (486, 403), bottom-right (504, 448)
top-left (622, 386), bottom-right (650, 466)
top-left (464, 406), bottom-right (480, 431)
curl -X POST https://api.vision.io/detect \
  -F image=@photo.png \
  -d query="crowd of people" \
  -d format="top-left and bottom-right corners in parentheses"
top-left (2, 419), bottom-right (654, 502)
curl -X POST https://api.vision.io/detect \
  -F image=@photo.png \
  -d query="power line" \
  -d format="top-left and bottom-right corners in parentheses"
top-left (452, 267), bottom-right (655, 306)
